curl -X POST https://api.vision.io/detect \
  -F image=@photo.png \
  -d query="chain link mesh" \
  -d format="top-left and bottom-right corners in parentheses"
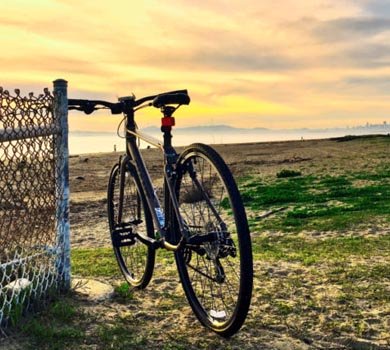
top-left (0, 86), bottom-right (65, 331)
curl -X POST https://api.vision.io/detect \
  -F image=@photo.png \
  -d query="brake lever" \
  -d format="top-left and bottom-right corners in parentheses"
top-left (68, 103), bottom-right (95, 114)
top-left (83, 102), bottom-right (95, 115)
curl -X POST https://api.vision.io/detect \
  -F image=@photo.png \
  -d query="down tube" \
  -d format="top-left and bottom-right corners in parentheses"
top-left (126, 138), bottom-right (166, 234)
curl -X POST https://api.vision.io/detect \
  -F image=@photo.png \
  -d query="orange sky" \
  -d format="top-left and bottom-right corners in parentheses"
top-left (1, 0), bottom-right (390, 131)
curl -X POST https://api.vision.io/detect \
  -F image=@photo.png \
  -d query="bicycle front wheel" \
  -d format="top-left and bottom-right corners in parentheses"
top-left (174, 143), bottom-right (253, 337)
top-left (107, 161), bottom-right (155, 288)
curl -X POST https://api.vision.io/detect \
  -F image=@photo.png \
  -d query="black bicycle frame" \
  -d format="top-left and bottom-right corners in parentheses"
top-left (122, 108), bottom-right (187, 251)
top-left (68, 93), bottom-right (223, 251)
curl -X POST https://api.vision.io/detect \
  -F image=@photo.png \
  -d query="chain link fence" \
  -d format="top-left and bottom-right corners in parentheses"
top-left (0, 80), bottom-right (69, 331)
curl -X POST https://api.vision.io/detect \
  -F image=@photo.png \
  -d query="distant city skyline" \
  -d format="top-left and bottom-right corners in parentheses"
top-left (69, 121), bottom-right (390, 155)
top-left (1, 1), bottom-right (390, 132)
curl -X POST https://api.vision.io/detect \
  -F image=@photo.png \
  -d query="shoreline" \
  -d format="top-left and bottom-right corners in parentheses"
top-left (69, 133), bottom-right (389, 157)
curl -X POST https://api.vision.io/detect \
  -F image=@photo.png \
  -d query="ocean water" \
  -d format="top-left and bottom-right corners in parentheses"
top-left (68, 131), bottom-right (309, 154)
top-left (69, 128), bottom-right (389, 155)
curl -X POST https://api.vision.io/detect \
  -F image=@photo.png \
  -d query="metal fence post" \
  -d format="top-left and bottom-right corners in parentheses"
top-left (53, 79), bottom-right (70, 290)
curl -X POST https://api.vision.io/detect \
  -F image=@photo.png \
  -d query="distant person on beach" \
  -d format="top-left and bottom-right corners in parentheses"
top-left (114, 144), bottom-right (117, 152)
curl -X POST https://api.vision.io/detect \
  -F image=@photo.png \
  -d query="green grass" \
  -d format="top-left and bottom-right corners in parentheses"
top-left (20, 298), bottom-right (84, 350)
top-left (97, 320), bottom-right (148, 349)
top-left (114, 282), bottom-right (134, 301)
top-left (18, 297), bottom-right (149, 350)
top-left (71, 247), bottom-right (176, 278)
top-left (243, 164), bottom-right (390, 232)
top-left (13, 234), bottom-right (389, 349)
top-left (252, 235), bottom-right (390, 265)
top-left (71, 247), bottom-right (121, 277)
top-left (250, 233), bottom-right (389, 337)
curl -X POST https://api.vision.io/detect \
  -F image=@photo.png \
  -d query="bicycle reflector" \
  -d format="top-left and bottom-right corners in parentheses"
top-left (161, 116), bottom-right (175, 127)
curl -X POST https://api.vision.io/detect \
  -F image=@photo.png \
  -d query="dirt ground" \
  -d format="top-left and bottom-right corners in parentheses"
top-left (69, 136), bottom-right (389, 246)
top-left (2, 136), bottom-right (389, 349)
top-left (66, 137), bottom-right (389, 349)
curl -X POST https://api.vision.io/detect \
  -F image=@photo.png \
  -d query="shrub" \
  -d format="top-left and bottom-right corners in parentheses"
top-left (276, 169), bottom-right (302, 178)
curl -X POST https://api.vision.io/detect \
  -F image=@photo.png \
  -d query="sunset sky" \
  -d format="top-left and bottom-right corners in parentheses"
top-left (1, 0), bottom-right (390, 131)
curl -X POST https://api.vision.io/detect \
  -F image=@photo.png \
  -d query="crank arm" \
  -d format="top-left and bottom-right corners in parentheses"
top-left (186, 231), bottom-right (219, 245)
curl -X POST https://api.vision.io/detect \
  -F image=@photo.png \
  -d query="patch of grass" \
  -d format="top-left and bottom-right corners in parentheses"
top-left (273, 300), bottom-right (294, 315)
top-left (157, 248), bottom-right (176, 264)
top-left (318, 175), bottom-right (351, 187)
top-left (344, 263), bottom-right (390, 282)
top-left (241, 165), bottom-right (390, 232)
top-left (48, 299), bottom-right (77, 322)
top-left (20, 298), bottom-right (84, 350)
top-left (237, 174), bottom-right (255, 185)
top-left (98, 322), bottom-right (147, 349)
top-left (242, 176), bottom-right (315, 208)
top-left (162, 343), bottom-right (188, 350)
top-left (114, 282), bottom-right (134, 301)
top-left (328, 262), bottom-right (390, 303)
top-left (71, 247), bottom-right (121, 277)
top-left (23, 321), bottom-right (83, 350)
top-left (353, 167), bottom-right (390, 181)
top-left (252, 235), bottom-right (390, 265)
top-left (341, 281), bottom-right (390, 304)
top-left (330, 134), bottom-right (390, 143)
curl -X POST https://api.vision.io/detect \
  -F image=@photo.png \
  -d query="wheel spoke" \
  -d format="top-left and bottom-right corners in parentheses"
top-left (108, 164), bottom-right (154, 288)
top-left (175, 145), bottom-right (252, 335)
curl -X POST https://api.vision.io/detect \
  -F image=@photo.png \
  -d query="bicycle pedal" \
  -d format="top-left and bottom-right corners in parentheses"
top-left (112, 229), bottom-right (136, 247)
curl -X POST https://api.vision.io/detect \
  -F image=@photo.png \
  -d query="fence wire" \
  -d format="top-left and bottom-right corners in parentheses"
top-left (0, 85), bottom-right (67, 330)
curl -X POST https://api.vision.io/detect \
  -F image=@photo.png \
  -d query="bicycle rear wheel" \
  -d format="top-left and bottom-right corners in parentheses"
top-left (174, 143), bottom-right (253, 337)
top-left (107, 161), bottom-right (155, 288)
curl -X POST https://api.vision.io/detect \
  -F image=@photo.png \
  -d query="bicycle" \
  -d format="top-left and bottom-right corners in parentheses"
top-left (68, 90), bottom-right (253, 337)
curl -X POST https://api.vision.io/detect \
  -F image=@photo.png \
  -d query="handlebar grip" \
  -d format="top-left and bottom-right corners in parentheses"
top-left (68, 99), bottom-right (123, 114)
top-left (152, 93), bottom-right (190, 108)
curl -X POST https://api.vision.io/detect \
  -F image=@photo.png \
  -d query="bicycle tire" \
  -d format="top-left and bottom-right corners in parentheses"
top-left (107, 161), bottom-right (155, 288)
top-left (173, 143), bottom-right (253, 337)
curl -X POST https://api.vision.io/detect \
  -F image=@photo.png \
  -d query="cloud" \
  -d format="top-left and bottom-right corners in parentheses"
top-left (1, 0), bottom-right (390, 130)
top-left (344, 75), bottom-right (390, 94)
top-left (343, 43), bottom-right (390, 68)
top-left (345, 75), bottom-right (390, 85)
top-left (310, 16), bottom-right (390, 42)
top-left (192, 50), bottom-right (299, 72)
top-left (120, 47), bottom-right (300, 73)
top-left (361, 0), bottom-right (390, 16)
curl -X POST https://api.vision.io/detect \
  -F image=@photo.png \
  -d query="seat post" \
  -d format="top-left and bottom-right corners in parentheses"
top-left (161, 106), bottom-right (176, 155)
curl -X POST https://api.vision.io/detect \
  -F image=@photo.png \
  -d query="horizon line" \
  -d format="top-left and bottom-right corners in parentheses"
top-left (70, 121), bottom-right (390, 135)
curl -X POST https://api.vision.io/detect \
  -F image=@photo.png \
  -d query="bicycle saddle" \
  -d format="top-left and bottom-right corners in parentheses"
top-left (152, 92), bottom-right (190, 108)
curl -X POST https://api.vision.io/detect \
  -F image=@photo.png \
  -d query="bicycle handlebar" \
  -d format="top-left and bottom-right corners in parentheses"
top-left (68, 99), bottom-right (123, 114)
top-left (68, 89), bottom-right (190, 115)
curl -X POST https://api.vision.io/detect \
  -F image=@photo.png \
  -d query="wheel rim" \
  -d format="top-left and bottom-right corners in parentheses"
top-left (176, 152), bottom-right (242, 327)
top-left (109, 167), bottom-right (151, 285)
